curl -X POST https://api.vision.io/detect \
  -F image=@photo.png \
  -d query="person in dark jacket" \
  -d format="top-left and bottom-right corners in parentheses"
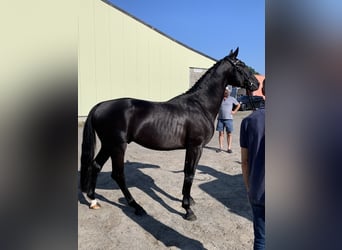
top-left (240, 79), bottom-right (265, 250)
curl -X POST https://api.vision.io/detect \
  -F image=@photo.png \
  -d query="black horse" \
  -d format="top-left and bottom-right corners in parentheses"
top-left (80, 48), bottom-right (259, 220)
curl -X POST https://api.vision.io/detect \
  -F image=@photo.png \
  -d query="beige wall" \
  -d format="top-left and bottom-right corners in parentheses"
top-left (78, 0), bottom-right (216, 116)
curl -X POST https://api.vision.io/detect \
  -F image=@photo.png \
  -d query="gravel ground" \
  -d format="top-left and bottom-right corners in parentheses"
top-left (78, 111), bottom-right (254, 250)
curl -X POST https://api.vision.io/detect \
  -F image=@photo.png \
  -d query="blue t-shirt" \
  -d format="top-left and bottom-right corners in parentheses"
top-left (217, 96), bottom-right (239, 120)
top-left (240, 109), bottom-right (265, 205)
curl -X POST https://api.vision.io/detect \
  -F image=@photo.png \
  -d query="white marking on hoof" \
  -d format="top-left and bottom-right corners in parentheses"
top-left (89, 199), bottom-right (101, 209)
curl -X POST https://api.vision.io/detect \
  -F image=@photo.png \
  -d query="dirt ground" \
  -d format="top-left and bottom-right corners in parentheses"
top-left (78, 111), bottom-right (254, 250)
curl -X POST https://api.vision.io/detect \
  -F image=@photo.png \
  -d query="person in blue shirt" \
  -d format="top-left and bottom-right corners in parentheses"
top-left (240, 79), bottom-right (265, 250)
top-left (216, 88), bottom-right (240, 153)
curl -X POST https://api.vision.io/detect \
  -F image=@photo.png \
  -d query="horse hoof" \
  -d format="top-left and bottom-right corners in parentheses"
top-left (135, 208), bottom-right (147, 216)
top-left (184, 212), bottom-right (197, 221)
top-left (129, 200), bottom-right (147, 216)
top-left (89, 202), bottom-right (101, 210)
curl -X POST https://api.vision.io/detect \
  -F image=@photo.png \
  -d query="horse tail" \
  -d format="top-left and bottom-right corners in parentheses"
top-left (80, 104), bottom-right (99, 192)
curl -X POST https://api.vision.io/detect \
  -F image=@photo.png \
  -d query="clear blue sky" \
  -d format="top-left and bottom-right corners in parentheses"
top-left (108, 0), bottom-right (265, 75)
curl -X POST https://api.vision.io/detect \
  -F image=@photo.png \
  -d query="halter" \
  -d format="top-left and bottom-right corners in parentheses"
top-left (225, 57), bottom-right (258, 91)
top-left (225, 57), bottom-right (258, 110)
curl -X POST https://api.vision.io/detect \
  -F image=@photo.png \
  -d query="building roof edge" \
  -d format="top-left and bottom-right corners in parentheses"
top-left (101, 0), bottom-right (217, 62)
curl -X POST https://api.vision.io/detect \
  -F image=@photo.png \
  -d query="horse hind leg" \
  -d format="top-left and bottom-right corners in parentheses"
top-left (110, 145), bottom-right (147, 216)
top-left (87, 148), bottom-right (110, 209)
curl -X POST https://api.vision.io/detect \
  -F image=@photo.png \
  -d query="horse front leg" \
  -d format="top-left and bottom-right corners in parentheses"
top-left (182, 145), bottom-right (203, 221)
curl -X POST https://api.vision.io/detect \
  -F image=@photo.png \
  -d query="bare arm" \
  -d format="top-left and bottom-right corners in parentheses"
top-left (232, 103), bottom-right (240, 114)
top-left (241, 147), bottom-right (249, 192)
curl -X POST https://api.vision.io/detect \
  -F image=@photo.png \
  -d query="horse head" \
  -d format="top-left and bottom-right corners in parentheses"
top-left (225, 47), bottom-right (259, 92)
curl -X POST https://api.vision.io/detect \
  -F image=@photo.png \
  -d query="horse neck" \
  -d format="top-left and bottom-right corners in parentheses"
top-left (177, 60), bottom-right (233, 121)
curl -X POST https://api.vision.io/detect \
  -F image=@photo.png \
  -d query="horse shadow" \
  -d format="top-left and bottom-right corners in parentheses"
top-left (78, 161), bottom-right (182, 215)
top-left (78, 161), bottom-right (206, 249)
top-left (102, 194), bottom-right (206, 249)
top-left (197, 164), bottom-right (253, 221)
top-left (99, 161), bottom-right (182, 213)
top-left (204, 145), bottom-right (221, 152)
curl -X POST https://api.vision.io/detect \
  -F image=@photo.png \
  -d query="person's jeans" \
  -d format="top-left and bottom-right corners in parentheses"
top-left (251, 203), bottom-right (265, 250)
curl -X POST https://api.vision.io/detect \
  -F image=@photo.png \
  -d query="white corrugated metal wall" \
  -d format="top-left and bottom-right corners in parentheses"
top-left (78, 0), bottom-right (216, 116)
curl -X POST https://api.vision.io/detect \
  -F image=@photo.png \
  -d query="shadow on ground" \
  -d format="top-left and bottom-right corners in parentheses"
top-left (78, 161), bottom-right (252, 222)
top-left (78, 161), bottom-right (206, 249)
top-left (78, 160), bottom-right (251, 248)
top-left (197, 164), bottom-right (252, 221)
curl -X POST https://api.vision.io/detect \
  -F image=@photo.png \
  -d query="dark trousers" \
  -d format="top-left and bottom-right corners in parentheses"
top-left (251, 203), bottom-right (265, 250)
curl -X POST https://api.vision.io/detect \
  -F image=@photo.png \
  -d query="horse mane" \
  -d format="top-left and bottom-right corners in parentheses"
top-left (182, 57), bottom-right (226, 95)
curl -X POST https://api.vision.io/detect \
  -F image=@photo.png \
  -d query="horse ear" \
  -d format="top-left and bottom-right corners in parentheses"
top-left (233, 47), bottom-right (239, 58)
top-left (228, 49), bottom-right (233, 56)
